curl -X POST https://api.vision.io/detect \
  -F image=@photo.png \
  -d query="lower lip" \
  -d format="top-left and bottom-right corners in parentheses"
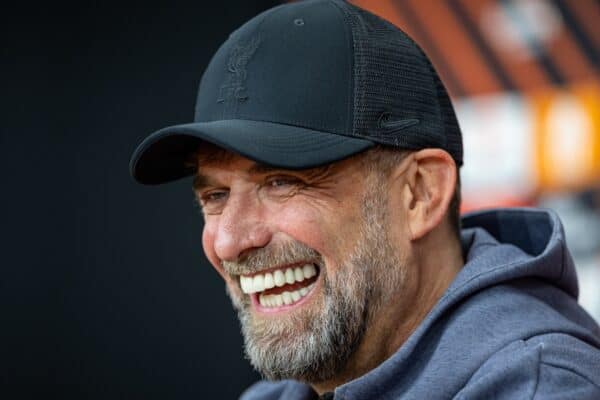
top-left (250, 278), bottom-right (320, 314)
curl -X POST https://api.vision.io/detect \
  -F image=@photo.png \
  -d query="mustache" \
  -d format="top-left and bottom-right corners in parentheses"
top-left (222, 240), bottom-right (322, 276)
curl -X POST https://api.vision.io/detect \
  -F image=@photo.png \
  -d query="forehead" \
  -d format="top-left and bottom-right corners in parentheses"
top-left (192, 144), bottom-right (337, 190)
top-left (194, 144), bottom-right (286, 176)
top-left (192, 146), bottom-right (252, 191)
top-left (190, 143), bottom-right (372, 192)
top-left (195, 143), bottom-right (239, 166)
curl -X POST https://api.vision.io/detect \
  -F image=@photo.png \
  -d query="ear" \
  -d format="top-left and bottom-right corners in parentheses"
top-left (400, 149), bottom-right (457, 241)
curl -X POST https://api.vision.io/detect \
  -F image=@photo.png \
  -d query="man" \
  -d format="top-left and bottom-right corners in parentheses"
top-left (129, 0), bottom-right (600, 398)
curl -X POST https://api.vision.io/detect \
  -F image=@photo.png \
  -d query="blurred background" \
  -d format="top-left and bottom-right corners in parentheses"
top-left (2, 0), bottom-right (598, 398)
top-left (352, 0), bottom-right (600, 320)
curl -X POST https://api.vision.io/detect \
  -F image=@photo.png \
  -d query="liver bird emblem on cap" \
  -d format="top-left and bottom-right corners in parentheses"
top-left (217, 35), bottom-right (262, 116)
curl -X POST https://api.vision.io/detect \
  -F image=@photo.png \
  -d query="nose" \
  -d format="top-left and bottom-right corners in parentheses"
top-left (212, 191), bottom-right (271, 262)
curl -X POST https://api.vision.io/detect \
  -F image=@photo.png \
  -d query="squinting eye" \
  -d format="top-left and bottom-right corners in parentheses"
top-left (269, 178), bottom-right (294, 187)
top-left (199, 190), bottom-right (229, 214)
top-left (265, 176), bottom-right (303, 190)
top-left (204, 191), bottom-right (227, 201)
top-left (263, 176), bottom-right (304, 198)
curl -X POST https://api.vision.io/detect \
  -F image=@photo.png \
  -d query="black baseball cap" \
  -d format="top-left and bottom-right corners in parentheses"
top-left (130, 0), bottom-right (463, 185)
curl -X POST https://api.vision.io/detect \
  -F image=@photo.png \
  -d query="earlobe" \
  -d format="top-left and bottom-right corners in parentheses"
top-left (405, 149), bottom-right (456, 241)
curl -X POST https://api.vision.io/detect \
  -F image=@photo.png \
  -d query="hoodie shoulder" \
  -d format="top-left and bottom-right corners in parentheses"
top-left (455, 334), bottom-right (600, 400)
top-left (239, 380), bottom-right (316, 400)
top-left (458, 207), bottom-right (578, 300)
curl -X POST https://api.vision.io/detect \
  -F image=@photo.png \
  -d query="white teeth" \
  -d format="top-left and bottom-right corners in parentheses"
top-left (291, 290), bottom-right (301, 302)
top-left (239, 264), bottom-right (319, 295)
top-left (285, 268), bottom-right (295, 284)
top-left (256, 284), bottom-right (316, 308)
top-left (303, 264), bottom-right (317, 279)
top-left (294, 267), bottom-right (304, 282)
top-left (274, 270), bottom-right (286, 287)
top-left (259, 293), bottom-right (267, 307)
top-left (264, 272), bottom-right (274, 289)
top-left (274, 294), bottom-right (283, 307)
top-left (253, 275), bottom-right (264, 293)
top-left (240, 276), bottom-right (252, 293)
top-left (282, 292), bottom-right (292, 305)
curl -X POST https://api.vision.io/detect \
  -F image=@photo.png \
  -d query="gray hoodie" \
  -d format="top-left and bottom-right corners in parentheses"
top-left (240, 208), bottom-right (600, 399)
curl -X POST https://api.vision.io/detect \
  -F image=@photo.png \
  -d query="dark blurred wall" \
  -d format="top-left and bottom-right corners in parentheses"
top-left (2, 1), bottom-right (279, 398)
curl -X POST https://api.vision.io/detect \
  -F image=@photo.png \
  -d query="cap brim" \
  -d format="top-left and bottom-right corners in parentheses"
top-left (129, 119), bottom-right (375, 185)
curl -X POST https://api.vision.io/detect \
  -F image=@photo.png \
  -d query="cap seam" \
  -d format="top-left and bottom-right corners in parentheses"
top-left (330, 0), bottom-right (367, 138)
top-left (328, 0), bottom-right (355, 137)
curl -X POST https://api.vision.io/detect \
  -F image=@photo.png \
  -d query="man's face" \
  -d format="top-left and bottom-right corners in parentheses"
top-left (196, 151), bottom-right (406, 383)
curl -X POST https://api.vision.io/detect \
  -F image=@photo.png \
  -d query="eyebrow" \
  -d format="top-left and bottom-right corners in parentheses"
top-left (192, 162), bottom-right (332, 192)
top-left (192, 162), bottom-right (275, 192)
top-left (247, 163), bottom-right (287, 174)
top-left (192, 174), bottom-right (214, 192)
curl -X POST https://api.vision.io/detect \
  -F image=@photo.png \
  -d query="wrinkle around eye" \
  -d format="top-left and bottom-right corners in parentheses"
top-left (198, 189), bottom-right (229, 215)
top-left (261, 175), bottom-right (305, 198)
top-left (267, 175), bottom-right (302, 188)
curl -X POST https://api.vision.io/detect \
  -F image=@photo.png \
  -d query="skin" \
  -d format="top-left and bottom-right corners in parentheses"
top-left (195, 147), bottom-right (464, 395)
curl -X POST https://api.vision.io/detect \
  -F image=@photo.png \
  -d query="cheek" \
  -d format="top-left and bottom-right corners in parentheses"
top-left (280, 199), bottom-right (365, 267)
top-left (272, 204), bottom-right (342, 261)
top-left (278, 205), bottom-right (320, 237)
top-left (201, 223), bottom-right (228, 281)
top-left (201, 224), bottom-right (244, 302)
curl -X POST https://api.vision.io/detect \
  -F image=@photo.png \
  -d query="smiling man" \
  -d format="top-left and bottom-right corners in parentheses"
top-left (193, 143), bottom-right (463, 394)
top-left (130, 0), bottom-right (600, 399)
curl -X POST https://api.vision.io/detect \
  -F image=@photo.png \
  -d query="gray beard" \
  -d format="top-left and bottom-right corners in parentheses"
top-left (226, 179), bottom-right (404, 383)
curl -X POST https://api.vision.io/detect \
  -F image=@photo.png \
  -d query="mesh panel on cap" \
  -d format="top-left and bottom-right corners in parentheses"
top-left (333, 0), bottom-right (463, 166)
top-left (432, 65), bottom-right (464, 166)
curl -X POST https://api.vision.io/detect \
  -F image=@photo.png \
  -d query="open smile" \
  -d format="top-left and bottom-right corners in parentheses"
top-left (239, 263), bottom-right (320, 312)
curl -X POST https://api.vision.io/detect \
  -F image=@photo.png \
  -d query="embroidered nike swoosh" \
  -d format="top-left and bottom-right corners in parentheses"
top-left (379, 118), bottom-right (420, 131)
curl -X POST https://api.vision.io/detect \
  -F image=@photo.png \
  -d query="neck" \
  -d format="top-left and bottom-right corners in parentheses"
top-left (311, 232), bottom-right (464, 395)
